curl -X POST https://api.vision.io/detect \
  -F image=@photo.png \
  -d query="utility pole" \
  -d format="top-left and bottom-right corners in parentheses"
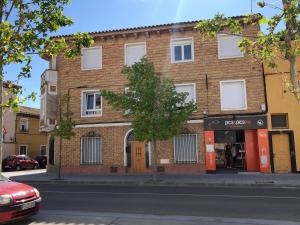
top-left (251, 0), bottom-right (253, 13)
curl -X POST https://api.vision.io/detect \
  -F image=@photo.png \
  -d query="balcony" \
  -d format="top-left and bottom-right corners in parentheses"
top-left (41, 69), bottom-right (57, 87)
top-left (40, 69), bottom-right (57, 132)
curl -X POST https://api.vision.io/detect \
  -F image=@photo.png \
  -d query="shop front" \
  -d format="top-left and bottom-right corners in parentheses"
top-left (204, 115), bottom-right (271, 173)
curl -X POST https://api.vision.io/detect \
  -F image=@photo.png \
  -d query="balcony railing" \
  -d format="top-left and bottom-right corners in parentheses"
top-left (41, 69), bottom-right (57, 87)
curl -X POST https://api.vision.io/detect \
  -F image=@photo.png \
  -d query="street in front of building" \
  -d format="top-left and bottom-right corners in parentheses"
top-left (11, 183), bottom-right (300, 225)
top-left (2, 1), bottom-right (300, 225)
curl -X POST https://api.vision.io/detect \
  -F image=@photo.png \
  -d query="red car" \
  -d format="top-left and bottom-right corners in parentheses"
top-left (2, 155), bottom-right (39, 171)
top-left (0, 174), bottom-right (41, 224)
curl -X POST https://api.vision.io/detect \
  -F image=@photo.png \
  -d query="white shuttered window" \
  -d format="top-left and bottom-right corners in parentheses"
top-left (217, 34), bottom-right (243, 59)
top-left (81, 47), bottom-right (102, 70)
top-left (81, 136), bottom-right (102, 165)
top-left (174, 134), bottom-right (198, 163)
top-left (220, 80), bottom-right (247, 111)
top-left (125, 43), bottom-right (146, 66)
top-left (175, 84), bottom-right (196, 104)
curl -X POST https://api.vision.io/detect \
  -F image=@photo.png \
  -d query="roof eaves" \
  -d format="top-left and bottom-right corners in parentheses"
top-left (50, 15), bottom-right (253, 39)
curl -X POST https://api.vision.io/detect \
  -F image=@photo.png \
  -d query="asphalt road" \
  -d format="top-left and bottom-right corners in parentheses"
top-left (24, 183), bottom-right (300, 223)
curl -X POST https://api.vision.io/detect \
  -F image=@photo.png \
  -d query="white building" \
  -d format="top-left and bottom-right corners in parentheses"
top-left (2, 82), bottom-right (18, 159)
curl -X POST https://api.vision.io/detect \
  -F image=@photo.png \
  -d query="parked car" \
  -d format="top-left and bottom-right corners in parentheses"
top-left (34, 156), bottom-right (47, 169)
top-left (2, 155), bottom-right (39, 171)
top-left (0, 174), bottom-right (41, 224)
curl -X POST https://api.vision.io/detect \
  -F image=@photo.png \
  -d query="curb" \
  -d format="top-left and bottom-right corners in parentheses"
top-left (13, 179), bottom-right (300, 188)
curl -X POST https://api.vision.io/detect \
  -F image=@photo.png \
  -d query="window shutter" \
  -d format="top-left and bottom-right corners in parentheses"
top-left (220, 81), bottom-right (246, 110)
top-left (51, 56), bottom-right (56, 70)
top-left (218, 34), bottom-right (243, 59)
top-left (125, 43), bottom-right (146, 66)
top-left (175, 84), bottom-right (195, 103)
top-left (82, 48), bottom-right (102, 69)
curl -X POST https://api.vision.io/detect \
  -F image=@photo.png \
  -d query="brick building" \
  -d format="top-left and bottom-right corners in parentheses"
top-left (41, 17), bottom-right (271, 175)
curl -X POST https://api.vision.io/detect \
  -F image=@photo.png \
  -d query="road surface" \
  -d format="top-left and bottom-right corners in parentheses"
top-left (13, 183), bottom-right (300, 225)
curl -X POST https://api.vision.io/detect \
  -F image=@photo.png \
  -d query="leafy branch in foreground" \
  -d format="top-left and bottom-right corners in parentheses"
top-left (196, 0), bottom-right (300, 102)
top-left (0, 0), bottom-right (94, 173)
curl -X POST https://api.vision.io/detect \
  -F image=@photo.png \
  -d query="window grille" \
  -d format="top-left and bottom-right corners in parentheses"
top-left (174, 134), bottom-right (197, 163)
top-left (81, 136), bottom-right (102, 165)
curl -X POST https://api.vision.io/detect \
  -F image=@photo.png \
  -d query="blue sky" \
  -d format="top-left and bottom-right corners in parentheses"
top-left (5, 0), bottom-right (278, 108)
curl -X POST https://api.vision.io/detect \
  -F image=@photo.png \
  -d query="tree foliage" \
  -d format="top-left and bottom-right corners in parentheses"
top-left (102, 58), bottom-right (196, 180)
top-left (0, 0), bottom-right (93, 173)
top-left (51, 94), bottom-right (75, 140)
top-left (102, 58), bottom-right (196, 142)
top-left (0, 0), bottom-right (94, 110)
top-left (196, 0), bottom-right (300, 102)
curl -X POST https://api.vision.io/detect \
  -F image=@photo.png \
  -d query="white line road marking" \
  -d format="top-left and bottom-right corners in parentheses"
top-left (32, 210), bottom-right (300, 225)
top-left (40, 190), bottom-right (300, 200)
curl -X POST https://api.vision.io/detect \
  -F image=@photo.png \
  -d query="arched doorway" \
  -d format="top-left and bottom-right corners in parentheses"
top-left (124, 129), bottom-right (151, 172)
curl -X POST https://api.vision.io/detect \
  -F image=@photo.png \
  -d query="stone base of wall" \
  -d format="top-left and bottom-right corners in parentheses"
top-left (159, 164), bottom-right (206, 174)
top-left (59, 164), bottom-right (206, 175)
top-left (61, 165), bottom-right (127, 174)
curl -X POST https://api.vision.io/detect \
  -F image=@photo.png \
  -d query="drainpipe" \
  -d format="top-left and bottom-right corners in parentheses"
top-left (261, 63), bottom-right (269, 114)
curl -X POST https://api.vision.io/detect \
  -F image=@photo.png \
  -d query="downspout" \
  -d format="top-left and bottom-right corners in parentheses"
top-left (261, 63), bottom-right (269, 114)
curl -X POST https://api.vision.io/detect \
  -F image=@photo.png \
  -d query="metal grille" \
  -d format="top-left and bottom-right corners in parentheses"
top-left (174, 134), bottom-right (197, 164)
top-left (271, 114), bottom-right (288, 128)
top-left (81, 136), bottom-right (102, 165)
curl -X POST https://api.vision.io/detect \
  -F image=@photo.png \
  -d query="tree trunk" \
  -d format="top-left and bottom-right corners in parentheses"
top-left (152, 139), bottom-right (158, 182)
top-left (283, 0), bottom-right (300, 101)
top-left (58, 98), bottom-right (63, 179)
top-left (58, 135), bottom-right (62, 179)
top-left (0, 62), bottom-right (3, 173)
top-left (289, 55), bottom-right (300, 99)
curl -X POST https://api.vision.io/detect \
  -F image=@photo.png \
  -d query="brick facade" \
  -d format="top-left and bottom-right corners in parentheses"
top-left (46, 20), bottom-right (266, 175)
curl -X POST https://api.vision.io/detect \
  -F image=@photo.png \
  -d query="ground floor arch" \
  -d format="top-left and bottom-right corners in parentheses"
top-left (123, 129), bottom-right (151, 173)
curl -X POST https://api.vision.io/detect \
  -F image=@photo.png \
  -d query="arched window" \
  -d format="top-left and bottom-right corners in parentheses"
top-left (81, 132), bottom-right (102, 165)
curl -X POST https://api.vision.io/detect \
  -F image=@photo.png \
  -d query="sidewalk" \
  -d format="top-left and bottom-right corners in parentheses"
top-left (2, 169), bottom-right (300, 187)
top-left (22, 210), bottom-right (300, 225)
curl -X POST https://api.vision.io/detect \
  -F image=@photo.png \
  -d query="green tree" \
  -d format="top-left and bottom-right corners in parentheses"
top-left (196, 0), bottom-right (300, 102)
top-left (51, 93), bottom-right (75, 179)
top-left (0, 0), bottom-right (93, 172)
top-left (102, 58), bottom-right (196, 181)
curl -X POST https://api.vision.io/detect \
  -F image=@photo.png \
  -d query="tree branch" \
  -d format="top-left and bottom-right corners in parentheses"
top-left (4, 0), bottom-right (16, 21)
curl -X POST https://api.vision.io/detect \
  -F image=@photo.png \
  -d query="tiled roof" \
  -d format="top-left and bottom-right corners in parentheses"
top-left (51, 15), bottom-right (249, 39)
top-left (18, 106), bottom-right (40, 116)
